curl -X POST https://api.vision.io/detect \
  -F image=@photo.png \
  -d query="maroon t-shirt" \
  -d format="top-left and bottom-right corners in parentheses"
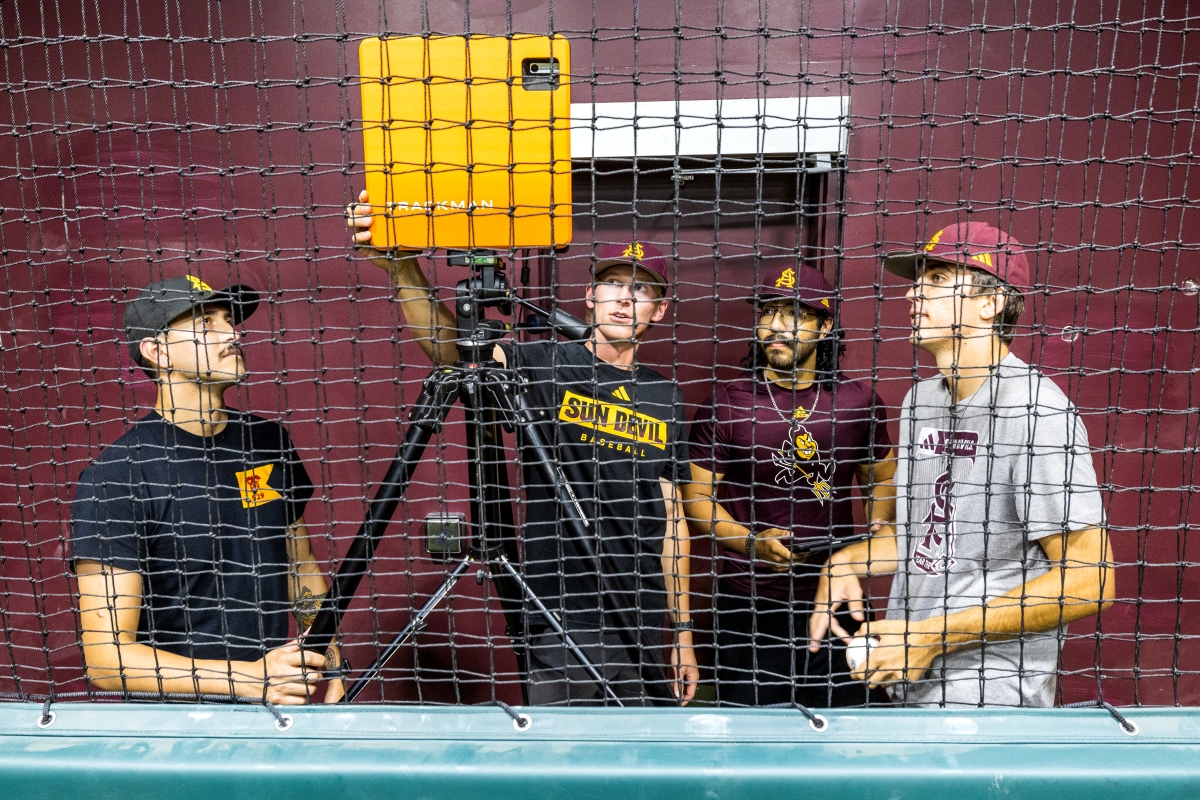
top-left (689, 373), bottom-right (892, 601)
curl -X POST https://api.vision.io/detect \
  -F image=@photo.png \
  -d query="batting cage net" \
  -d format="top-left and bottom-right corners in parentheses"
top-left (0, 0), bottom-right (1195, 712)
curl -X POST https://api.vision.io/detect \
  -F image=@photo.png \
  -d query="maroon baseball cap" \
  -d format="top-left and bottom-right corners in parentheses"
top-left (882, 221), bottom-right (1030, 291)
top-left (592, 241), bottom-right (669, 289)
top-left (748, 263), bottom-right (836, 314)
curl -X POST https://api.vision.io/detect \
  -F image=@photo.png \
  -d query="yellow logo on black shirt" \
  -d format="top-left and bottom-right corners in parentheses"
top-left (234, 464), bottom-right (283, 508)
top-left (558, 390), bottom-right (667, 450)
top-left (612, 385), bottom-right (631, 401)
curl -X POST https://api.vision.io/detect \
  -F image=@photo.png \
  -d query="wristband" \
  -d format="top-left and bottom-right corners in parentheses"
top-left (670, 620), bottom-right (694, 632)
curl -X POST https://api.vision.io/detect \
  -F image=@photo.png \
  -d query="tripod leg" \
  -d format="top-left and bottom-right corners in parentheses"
top-left (493, 555), bottom-right (623, 706)
top-left (305, 369), bottom-right (461, 654)
top-left (344, 554), bottom-right (475, 703)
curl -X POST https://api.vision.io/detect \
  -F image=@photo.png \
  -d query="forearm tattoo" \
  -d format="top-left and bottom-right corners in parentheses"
top-left (294, 586), bottom-right (327, 631)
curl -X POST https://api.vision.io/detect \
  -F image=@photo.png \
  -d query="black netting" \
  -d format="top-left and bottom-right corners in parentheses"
top-left (0, 0), bottom-right (1196, 709)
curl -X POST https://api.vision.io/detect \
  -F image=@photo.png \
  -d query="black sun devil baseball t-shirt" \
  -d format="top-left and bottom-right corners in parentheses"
top-left (70, 411), bottom-right (314, 663)
top-left (501, 340), bottom-right (689, 633)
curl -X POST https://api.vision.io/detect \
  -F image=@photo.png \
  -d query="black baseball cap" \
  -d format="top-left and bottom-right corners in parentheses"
top-left (123, 275), bottom-right (260, 368)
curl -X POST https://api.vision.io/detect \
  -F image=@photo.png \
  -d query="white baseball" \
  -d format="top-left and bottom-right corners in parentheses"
top-left (845, 635), bottom-right (880, 673)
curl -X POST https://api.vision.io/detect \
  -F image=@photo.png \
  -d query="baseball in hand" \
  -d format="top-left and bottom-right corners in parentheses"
top-left (845, 635), bottom-right (880, 673)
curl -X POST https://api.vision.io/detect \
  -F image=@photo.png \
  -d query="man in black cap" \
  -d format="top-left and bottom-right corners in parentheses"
top-left (71, 275), bottom-right (343, 705)
top-left (683, 263), bottom-right (895, 707)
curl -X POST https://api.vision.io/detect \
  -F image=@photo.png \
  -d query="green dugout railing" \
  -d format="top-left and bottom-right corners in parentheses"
top-left (1, 704), bottom-right (1197, 800)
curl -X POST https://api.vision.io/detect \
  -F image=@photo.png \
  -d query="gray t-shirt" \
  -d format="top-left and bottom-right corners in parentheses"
top-left (887, 353), bottom-right (1105, 708)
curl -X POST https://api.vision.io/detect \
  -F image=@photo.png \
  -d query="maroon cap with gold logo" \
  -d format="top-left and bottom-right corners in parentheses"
top-left (883, 221), bottom-right (1030, 291)
top-left (749, 263), bottom-right (836, 314)
top-left (592, 241), bottom-right (669, 288)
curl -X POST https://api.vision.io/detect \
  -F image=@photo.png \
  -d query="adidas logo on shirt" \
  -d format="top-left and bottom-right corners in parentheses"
top-left (612, 386), bottom-right (631, 402)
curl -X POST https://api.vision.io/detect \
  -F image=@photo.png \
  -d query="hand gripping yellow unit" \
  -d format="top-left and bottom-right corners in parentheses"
top-left (359, 35), bottom-right (572, 250)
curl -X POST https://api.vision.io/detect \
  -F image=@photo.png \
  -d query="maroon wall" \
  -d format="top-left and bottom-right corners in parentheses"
top-left (1, 0), bottom-right (1196, 706)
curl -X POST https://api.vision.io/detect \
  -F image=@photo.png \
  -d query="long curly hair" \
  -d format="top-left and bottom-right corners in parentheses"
top-left (741, 310), bottom-right (842, 385)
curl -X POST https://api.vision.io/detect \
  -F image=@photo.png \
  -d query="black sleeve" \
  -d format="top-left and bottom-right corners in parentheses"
top-left (279, 426), bottom-right (315, 526)
top-left (500, 339), bottom-right (553, 372)
top-left (498, 341), bottom-right (514, 367)
top-left (663, 388), bottom-right (690, 485)
top-left (499, 340), bottom-right (558, 419)
top-left (69, 454), bottom-right (144, 572)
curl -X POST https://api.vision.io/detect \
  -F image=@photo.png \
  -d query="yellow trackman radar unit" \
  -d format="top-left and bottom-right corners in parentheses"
top-left (359, 35), bottom-right (572, 250)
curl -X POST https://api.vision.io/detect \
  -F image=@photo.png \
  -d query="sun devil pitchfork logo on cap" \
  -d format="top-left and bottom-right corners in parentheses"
top-left (621, 242), bottom-right (645, 260)
top-left (750, 264), bottom-right (836, 311)
top-left (592, 240), bottom-right (670, 287)
top-left (883, 221), bottom-right (1031, 291)
top-left (185, 275), bottom-right (213, 293)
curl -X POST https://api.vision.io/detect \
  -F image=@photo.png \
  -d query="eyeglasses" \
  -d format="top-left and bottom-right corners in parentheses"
top-left (757, 305), bottom-right (820, 325)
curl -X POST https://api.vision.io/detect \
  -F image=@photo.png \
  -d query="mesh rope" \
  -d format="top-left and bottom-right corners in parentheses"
top-left (0, 0), bottom-right (1195, 708)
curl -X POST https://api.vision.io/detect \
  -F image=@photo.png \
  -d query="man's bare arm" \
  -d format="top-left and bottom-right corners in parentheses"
top-left (286, 517), bottom-right (345, 703)
top-left (853, 450), bottom-right (897, 528)
top-left (286, 517), bottom-right (330, 626)
top-left (660, 478), bottom-right (698, 705)
top-left (859, 526), bottom-right (1116, 686)
top-left (807, 454), bottom-right (901, 649)
top-left (76, 560), bottom-right (327, 704)
top-left (346, 190), bottom-right (505, 367)
top-left (807, 513), bottom-right (901, 650)
top-left (681, 463), bottom-right (792, 570)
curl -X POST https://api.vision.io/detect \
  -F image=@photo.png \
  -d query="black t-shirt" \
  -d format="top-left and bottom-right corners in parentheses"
top-left (501, 340), bottom-right (689, 631)
top-left (70, 411), bottom-right (314, 663)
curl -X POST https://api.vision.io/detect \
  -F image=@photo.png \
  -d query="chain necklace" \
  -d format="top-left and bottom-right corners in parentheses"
top-left (765, 374), bottom-right (822, 423)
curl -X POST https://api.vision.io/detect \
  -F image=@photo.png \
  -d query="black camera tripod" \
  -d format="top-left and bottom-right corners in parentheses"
top-left (304, 251), bottom-right (674, 706)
